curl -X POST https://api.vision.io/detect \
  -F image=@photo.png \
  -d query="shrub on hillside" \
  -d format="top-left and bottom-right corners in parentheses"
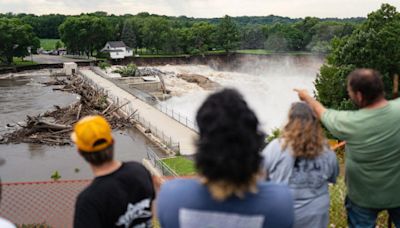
top-left (98, 61), bottom-right (111, 70)
top-left (112, 63), bottom-right (138, 77)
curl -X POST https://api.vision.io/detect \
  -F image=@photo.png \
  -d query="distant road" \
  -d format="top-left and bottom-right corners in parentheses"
top-left (25, 55), bottom-right (93, 64)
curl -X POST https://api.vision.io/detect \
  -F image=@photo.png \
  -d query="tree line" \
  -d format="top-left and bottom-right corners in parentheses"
top-left (1, 4), bottom-right (398, 113)
top-left (315, 4), bottom-right (400, 110)
top-left (0, 12), bottom-right (364, 63)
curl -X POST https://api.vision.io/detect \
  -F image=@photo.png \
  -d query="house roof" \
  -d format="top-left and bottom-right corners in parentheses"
top-left (101, 49), bottom-right (124, 53)
top-left (106, 41), bottom-right (127, 48)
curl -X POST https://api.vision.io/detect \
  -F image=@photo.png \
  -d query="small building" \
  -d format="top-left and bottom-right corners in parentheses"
top-left (101, 41), bottom-right (133, 59)
top-left (57, 48), bottom-right (67, 56)
top-left (63, 62), bottom-right (78, 76)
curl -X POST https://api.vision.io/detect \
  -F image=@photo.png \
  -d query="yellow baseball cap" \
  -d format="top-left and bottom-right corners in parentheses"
top-left (71, 115), bottom-right (113, 152)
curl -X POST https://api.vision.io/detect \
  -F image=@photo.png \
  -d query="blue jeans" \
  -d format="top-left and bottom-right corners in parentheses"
top-left (345, 196), bottom-right (400, 228)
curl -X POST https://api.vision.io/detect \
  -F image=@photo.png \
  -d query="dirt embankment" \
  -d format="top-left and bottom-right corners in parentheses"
top-left (177, 73), bottom-right (220, 90)
top-left (0, 75), bottom-right (133, 146)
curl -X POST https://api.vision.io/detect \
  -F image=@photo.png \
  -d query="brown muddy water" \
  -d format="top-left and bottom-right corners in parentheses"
top-left (0, 73), bottom-right (157, 182)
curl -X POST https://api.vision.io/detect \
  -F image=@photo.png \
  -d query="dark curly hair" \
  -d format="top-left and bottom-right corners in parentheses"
top-left (195, 89), bottom-right (265, 199)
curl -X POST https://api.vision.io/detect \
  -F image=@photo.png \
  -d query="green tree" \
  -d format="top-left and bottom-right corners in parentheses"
top-left (141, 17), bottom-right (170, 54)
top-left (240, 25), bottom-right (266, 49)
top-left (307, 21), bottom-right (356, 53)
top-left (264, 23), bottom-right (304, 51)
top-left (161, 28), bottom-right (181, 54)
top-left (59, 16), bottom-right (112, 57)
top-left (315, 4), bottom-right (400, 109)
top-left (176, 27), bottom-right (191, 54)
top-left (216, 15), bottom-right (240, 52)
top-left (294, 17), bottom-right (320, 49)
top-left (189, 22), bottom-right (216, 54)
top-left (0, 18), bottom-right (39, 64)
top-left (121, 19), bottom-right (137, 49)
top-left (19, 14), bottom-right (66, 39)
top-left (264, 33), bottom-right (288, 52)
top-left (55, 40), bottom-right (62, 50)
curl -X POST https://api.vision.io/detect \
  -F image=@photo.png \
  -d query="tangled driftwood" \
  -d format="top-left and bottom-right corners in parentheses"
top-left (0, 74), bottom-right (135, 146)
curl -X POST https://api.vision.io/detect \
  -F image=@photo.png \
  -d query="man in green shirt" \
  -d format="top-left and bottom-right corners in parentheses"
top-left (295, 69), bottom-right (400, 228)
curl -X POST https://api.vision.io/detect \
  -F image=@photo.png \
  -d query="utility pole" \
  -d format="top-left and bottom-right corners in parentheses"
top-left (27, 46), bottom-right (33, 62)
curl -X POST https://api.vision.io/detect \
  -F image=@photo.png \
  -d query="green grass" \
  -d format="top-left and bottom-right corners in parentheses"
top-left (329, 176), bottom-right (391, 227)
top-left (138, 54), bottom-right (189, 58)
top-left (236, 49), bottom-right (313, 55)
top-left (236, 49), bottom-right (273, 55)
top-left (12, 57), bottom-right (37, 66)
top-left (329, 177), bottom-right (347, 227)
top-left (206, 50), bottom-right (227, 54)
top-left (162, 156), bottom-right (196, 176)
top-left (40, 39), bottom-right (63, 51)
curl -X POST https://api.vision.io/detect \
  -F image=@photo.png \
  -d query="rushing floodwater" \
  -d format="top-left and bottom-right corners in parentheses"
top-left (0, 72), bottom-right (155, 182)
top-left (158, 55), bottom-right (324, 133)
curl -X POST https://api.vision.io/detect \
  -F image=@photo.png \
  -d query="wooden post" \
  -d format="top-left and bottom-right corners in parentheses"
top-left (393, 74), bottom-right (399, 99)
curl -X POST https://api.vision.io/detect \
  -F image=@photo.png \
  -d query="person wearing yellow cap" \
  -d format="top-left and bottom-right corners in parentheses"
top-left (72, 115), bottom-right (155, 228)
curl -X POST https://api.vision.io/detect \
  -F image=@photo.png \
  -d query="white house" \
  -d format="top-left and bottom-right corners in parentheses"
top-left (101, 41), bottom-right (133, 59)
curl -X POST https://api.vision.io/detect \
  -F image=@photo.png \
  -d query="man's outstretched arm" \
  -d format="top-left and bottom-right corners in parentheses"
top-left (294, 89), bottom-right (327, 119)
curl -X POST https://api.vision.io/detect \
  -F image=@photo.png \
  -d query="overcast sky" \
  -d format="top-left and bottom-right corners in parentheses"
top-left (1, 0), bottom-right (399, 18)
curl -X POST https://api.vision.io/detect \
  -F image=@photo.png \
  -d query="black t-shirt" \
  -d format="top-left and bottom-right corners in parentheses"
top-left (74, 161), bottom-right (155, 228)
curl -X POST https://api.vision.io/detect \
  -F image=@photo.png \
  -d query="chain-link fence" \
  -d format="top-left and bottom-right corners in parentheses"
top-left (0, 177), bottom-right (393, 227)
top-left (155, 103), bottom-right (198, 132)
top-left (90, 66), bottom-right (198, 132)
top-left (135, 113), bottom-right (180, 153)
top-left (146, 147), bottom-right (178, 177)
top-left (78, 70), bottom-right (181, 154)
top-left (0, 180), bottom-right (91, 227)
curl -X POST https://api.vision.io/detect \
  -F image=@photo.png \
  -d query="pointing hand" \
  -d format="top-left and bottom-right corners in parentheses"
top-left (294, 89), bottom-right (311, 102)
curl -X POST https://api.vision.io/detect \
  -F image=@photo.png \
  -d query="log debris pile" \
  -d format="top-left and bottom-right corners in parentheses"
top-left (0, 75), bottom-right (134, 146)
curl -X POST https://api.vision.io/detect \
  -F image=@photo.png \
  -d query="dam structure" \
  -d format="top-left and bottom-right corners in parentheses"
top-left (78, 68), bottom-right (198, 156)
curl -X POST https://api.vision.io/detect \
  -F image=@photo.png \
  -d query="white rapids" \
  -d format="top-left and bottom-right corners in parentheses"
top-left (157, 56), bottom-right (323, 133)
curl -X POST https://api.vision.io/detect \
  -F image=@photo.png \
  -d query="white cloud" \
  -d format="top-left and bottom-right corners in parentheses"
top-left (0, 0), bottom-right (399, 18)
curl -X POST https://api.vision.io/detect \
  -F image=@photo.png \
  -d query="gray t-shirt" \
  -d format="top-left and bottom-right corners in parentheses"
top-left (262, 139), bottom-right (339, 228)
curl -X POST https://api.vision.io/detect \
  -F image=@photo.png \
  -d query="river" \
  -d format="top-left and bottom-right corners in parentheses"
top-left (158, 55), bottom-right (324, 133)
top-left (0, 71), bottom-right (156, 182)
top-left (0, 56), bottom-right (324, 181)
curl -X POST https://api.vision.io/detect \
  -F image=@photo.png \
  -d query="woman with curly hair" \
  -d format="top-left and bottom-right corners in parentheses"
top-left (157, 89), bottom-right (294, 228)
top-left (263, 102), bottom-right (339, 228)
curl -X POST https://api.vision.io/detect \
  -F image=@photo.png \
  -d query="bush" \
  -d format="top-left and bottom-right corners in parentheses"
top-left (98, 61), bottom-right (111, 70)
top-left (112, 63), bottom-right (138, 77)
top-left (95, 51), bottom-right (110, 59)
top-left (266, 128), bottom-right (281, 143)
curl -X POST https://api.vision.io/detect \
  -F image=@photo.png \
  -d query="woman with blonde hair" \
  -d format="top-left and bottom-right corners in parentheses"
top-left (263, 102), bottom-right (338, 228)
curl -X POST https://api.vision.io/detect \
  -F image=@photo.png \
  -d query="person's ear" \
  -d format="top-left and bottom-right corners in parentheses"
top-left (355, 91), bottom-right (364, 106)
